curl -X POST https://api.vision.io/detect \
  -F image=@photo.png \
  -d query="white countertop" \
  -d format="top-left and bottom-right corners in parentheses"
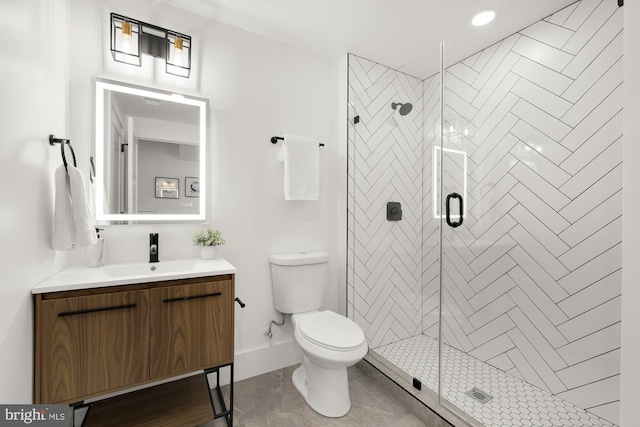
top-left (32, 258), bottom-right (236, 294)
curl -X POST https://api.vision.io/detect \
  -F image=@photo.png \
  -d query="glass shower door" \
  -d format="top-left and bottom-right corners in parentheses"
top-left (437, 20), bottom-right (530, 424)
top-left (438, 1), bottom-right (624, 424)
top-left (436, 41), bottom-right (483, 422)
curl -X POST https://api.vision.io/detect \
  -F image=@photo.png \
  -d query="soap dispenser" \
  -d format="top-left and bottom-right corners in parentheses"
top-left (87, 227), bottom-right (105, 267)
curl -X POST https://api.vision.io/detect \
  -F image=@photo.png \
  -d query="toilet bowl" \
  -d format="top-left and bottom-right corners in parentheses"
top-left (269, 251), bottom-right (368, 417)
top-left (291, 310), bottom-right (368, 417)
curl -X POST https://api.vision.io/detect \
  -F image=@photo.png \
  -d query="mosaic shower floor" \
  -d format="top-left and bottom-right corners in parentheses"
top-left (375, 335), bottom-right (617, 427)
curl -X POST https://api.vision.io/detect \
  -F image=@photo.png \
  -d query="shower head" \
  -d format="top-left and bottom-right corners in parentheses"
top-left (391, 102), bottom-right (413, 116)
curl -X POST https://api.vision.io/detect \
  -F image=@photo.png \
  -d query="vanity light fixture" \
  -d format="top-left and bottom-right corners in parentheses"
top-left (111, 15), bottom-right (140, 65)
top-left (472, 10), bottom-right (496, 26)
top-left (110, 13), bottom-right (192, 78)
top-left (174, 37), bottom-right (183, 53)
top-left (122, 21), bottom-right (132, 39)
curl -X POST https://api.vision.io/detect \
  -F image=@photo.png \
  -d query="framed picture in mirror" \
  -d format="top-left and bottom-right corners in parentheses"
top-left (186, 177), bottom-right (199, 197)
top-left (156, 177), bottom-right (179, 199)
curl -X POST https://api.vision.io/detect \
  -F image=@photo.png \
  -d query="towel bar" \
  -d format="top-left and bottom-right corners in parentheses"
top-left (49, 134), bottom-right (77, 171)
top-left (271, 136), bottom-right (324, 147)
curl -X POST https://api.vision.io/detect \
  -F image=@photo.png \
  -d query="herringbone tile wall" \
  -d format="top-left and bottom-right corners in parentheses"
top-left (347, 55), bottom-right (431, 348)
top-left (347, 0), bottom-right (622, 425)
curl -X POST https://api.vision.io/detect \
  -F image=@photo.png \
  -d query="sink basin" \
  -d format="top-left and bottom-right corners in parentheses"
top-left (33, 258), bottom-right (235, 294)
top-left (104, 260), bottom-right (198, 277)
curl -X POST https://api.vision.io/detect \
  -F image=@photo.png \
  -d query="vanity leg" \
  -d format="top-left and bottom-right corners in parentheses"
top-left (70, 401), bottom-right (91, 427)
top-left (205, 363), bottom-right (233, 427)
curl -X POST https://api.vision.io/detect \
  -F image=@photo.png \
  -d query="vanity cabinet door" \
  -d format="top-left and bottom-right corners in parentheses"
top-left (149, 278), bottom-right (233, 379)
top-left (37, 290), bottom-right (150, 403)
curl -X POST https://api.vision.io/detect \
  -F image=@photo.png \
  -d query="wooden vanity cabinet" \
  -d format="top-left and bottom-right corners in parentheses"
top-left (149, 278), bottom-right (234, 379)
top-left (36, 290), bottom-right (150, 404)
top-left (34, 274), bottom-right (234, 406)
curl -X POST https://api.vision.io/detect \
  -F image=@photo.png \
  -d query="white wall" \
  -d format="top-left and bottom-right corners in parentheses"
top-left (620, 1), bottom-right (640, 426)
top-left (0, 0), bottom-right (71, 403)
top-left (66, 0), bottom-right (341, 381)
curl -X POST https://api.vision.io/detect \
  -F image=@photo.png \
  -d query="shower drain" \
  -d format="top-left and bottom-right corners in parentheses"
top-left (466, 387), bottom-right (493, 404)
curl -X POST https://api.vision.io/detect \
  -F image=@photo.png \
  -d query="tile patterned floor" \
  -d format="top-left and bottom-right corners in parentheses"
top-left (376, 334), bottom-right (617, 427)
top-left (203, 365), bottom-right (428, 427)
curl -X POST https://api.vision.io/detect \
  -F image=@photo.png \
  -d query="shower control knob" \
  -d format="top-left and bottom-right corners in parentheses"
top-left (387, 202), bottom-right (402, 221)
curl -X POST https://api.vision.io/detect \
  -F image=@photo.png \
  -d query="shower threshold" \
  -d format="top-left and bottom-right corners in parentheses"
top-left (372, 335), bottom-right (617, 427)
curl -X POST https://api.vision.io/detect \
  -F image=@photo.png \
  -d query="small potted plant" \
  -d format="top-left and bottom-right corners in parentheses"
top-left (192, 228), bottom-right (226, 259)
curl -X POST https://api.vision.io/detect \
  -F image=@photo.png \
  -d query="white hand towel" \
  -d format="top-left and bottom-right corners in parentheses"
top-left (51, 165), bottom-right (98, 251)
top-left (278, 134), bottom-right (319, 201)
top-left (51, 166), bottom-right (74, 250)
top-left (67, 165), bottom-right (98, 248)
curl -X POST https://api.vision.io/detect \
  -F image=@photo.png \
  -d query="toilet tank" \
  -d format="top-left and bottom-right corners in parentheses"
top-left (269, 251), bottom-right (329, 314)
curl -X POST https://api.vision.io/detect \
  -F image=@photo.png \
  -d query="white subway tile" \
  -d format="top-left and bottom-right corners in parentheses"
top-left (512, 57), bottom-right (573, 96)
top-left (558, 244), bottom-right (621, 295)
top-left (511, 99), bottom-right (572, 142)
top-left (562, 58), bottom-right (622, 127)
top-left (512, 78), bottom-right (573, 119)
top-left (507, 282), bottom-right (569, 347)
top-left (520, 20), bottom-right (574, 49)
top-left (562, 32), bottom-right (622, 103)
top-left (508, 162), bottom-right (571, 211)
top-left (558, 217), bottom-right (621, 271)
top-left (562, 0), bottom-right (618, 56)
top-left (509, 246), bottom-right (569, 308)
top-left (512, 36), bottom-right (573, 72)
top-left (557, 295), bottom-right (620, 342)
top-left (558, 270), bottom-right (621, 319)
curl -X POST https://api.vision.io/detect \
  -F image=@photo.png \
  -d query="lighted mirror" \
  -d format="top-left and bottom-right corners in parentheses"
top-left (94, 78), bottom-right (207, 223)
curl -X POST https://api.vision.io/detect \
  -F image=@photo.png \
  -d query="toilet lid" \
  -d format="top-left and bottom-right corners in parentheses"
top-left (298, 311), bottom-right (365, 352)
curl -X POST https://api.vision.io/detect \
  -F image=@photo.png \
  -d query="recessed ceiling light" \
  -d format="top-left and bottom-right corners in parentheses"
top-left (472, 10), bottom-right (495, 26)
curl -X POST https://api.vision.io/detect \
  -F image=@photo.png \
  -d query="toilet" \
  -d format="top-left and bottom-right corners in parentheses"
top-left (269, 251), bottom-right (368, 417)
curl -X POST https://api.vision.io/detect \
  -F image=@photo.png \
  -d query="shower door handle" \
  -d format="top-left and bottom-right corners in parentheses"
top-left (446, 193), bottom-right (463, 228)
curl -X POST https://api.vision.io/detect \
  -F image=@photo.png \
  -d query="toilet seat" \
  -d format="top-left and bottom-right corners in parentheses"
top-left (298, 311), bottom-right (365, 352)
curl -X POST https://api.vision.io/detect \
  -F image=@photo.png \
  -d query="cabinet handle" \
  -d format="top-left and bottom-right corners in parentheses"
top-left (58, 303), bottom-right (137, 317)
top-left (162, 292), bottom-right (222, 303)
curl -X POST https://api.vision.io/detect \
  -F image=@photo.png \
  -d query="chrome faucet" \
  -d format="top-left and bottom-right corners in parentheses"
top-left (149, 233), bottom-right (159, 263)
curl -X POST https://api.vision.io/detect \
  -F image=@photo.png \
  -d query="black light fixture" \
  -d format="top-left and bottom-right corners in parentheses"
top-left (110, 13), bottom-right (192, 78)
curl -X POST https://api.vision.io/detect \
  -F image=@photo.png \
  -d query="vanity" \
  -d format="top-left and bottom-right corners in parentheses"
top-left (34, 75), bottom-right (230, 424)
top-left (32, 259), bottom-right (236, 427)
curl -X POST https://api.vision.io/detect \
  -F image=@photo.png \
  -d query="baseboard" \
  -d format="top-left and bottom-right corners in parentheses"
top-left (208, 339), bottom-right (301, 386)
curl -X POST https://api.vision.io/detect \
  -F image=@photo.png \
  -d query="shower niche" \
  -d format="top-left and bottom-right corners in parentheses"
top-left (346, 1), bottom-right (623, 426)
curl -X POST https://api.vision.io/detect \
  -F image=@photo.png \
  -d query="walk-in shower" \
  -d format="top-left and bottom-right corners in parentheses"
top-left (347, 1), bottom-right (622, 426)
